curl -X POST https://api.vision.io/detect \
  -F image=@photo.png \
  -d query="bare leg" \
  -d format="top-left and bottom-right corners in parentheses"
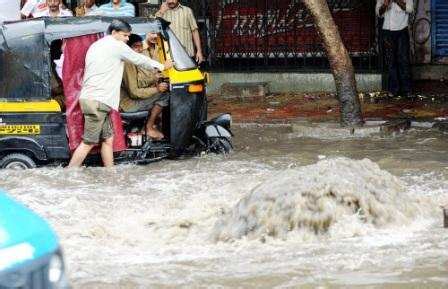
top-left (67, 142), bottom-right (95, 168)
top-left (100, 136), bottom-right (114, 167)
top-left (146, 104), bottom-right (164, 140)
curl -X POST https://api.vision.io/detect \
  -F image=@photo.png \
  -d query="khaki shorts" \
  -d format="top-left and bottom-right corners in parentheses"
top-left (79, 99), bottom-right (113, 144)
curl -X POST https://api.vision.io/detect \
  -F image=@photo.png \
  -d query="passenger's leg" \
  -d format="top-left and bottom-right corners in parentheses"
top-left (100, 136), bottom-right (114, 167)
top-left (67, 142), bottom-right (95, 168)
top-left (146, 104), bottom-right (164, 140)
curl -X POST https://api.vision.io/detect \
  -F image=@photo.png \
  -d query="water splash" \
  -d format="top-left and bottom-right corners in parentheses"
top-left (212, 157), bottom-right (428, 242)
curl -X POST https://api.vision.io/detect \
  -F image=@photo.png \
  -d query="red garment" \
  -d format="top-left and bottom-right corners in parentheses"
top-left (62, 34), bottom-right (126, 152)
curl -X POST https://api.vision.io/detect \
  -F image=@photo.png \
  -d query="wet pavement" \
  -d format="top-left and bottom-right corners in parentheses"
top-left (208, 81), bottom-right (448, 124)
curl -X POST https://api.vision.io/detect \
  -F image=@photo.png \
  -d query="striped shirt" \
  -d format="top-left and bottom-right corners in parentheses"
top-left (97, 0), bottom-right (135, 17)
top-left (79, 35), bottom-right (164, 110)
top-left (156, 4), bottom-right (198, 57)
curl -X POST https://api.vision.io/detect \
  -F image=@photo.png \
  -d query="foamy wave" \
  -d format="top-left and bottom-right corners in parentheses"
top-left (212, 158), bottom-right (431, 242)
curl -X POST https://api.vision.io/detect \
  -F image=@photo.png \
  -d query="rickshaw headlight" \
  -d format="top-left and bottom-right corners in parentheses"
top-left (188, 84), bottom-right (204, 93)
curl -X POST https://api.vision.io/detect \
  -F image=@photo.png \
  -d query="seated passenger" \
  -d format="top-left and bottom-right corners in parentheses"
top-left (34, 0), bottom-right (72, 17)
top-left (51, 40), bottom-right (65, 110)
top-left (96, 0), bottom-right (135, 17)
top-left (120, 33), bottom-right (169, 140)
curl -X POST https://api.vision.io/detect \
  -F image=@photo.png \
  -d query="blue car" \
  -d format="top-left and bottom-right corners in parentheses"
top-left (0, 191), bottom-right (70, 288)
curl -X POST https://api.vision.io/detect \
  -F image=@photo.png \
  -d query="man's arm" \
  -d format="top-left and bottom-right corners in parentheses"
top-left (187, 9), bottom-right (204, 63)
top-left (119, 42), bottom-right (169, 71)
top-left (20, 0), bottom-right (36, 18)
top-left (192, 29), bottom-right (204, 63)
top-left (122, 63), bottom-right (158, 100)
top-left (394, 0), bottom-right (406, 11)
top-left (376, 0), bottom-right (390, 17)
top-left (394, 0), bottom-right (414, 13)
top-left (155, 2), bottom-right (169, 18)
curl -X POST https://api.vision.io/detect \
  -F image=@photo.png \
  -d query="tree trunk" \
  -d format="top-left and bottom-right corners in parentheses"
top-left (302, 0), bottom-right (363, 126)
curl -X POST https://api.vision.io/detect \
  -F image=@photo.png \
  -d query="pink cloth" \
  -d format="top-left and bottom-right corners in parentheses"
top-left (62, 34), bottom-right (126, 152)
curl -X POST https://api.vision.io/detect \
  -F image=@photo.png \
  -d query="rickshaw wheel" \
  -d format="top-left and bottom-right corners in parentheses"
top-left (0, 153), bottom-right (37, 169)
top-left (209, 137), bottom-right (233, 154)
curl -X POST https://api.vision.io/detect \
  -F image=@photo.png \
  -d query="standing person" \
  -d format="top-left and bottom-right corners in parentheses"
top-left (155, 0), bottom-right (204, 63)
top-left (75, 0), bottom-right (98, 16)
top-left (67, 19), bottom-right (172, 168)
top-left (21, 0), bottom-right (47, 18)
top-left (34, 0), bottom-right (73, 17)
top-left (376, 0), bottom-right (414, 97)
top-left (0, 0), bottom-right (20, 22)
top-left (96, 0), bottom-right (135, 17)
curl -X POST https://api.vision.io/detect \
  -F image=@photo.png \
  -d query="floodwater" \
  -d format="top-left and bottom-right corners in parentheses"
top-left (1, 123), bottom-right (448, 288)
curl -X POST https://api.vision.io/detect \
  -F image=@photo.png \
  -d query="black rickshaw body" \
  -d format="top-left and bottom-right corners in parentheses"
top-left (0, 17), bottom-right (232, 169)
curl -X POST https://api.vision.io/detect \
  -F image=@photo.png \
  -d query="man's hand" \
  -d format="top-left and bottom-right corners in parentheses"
top-left (155, 71), bottom-right (163, 79)
top-left (163, 59), bottom-right (173, 70)
top-left (157, 82), bottom-right (169, 93)
top-left (379, 0), bottom-right (391, 15)
top-left (393, 0), bottom-right (406, 11)
top-left (158, 2), bottom-right (169, 15)
top-left (196, 51), bottom-right (205, 64)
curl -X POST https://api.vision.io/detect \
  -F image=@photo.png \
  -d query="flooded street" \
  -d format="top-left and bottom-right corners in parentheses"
top-left (1, 124), bottom-right (448, 288)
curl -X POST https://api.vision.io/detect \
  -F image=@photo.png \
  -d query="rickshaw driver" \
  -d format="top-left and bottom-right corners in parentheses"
top-left (121, 33), bottom-right (169, 140)
top-left (67, 19), bottom-right (173, 168)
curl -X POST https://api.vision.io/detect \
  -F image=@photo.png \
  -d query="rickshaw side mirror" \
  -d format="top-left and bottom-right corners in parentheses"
top-left (157, 17), bottom-right (170, 41)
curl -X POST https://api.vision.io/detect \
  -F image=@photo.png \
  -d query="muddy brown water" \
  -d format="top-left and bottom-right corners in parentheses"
top-left (1, 124), bottom-right (447, 288)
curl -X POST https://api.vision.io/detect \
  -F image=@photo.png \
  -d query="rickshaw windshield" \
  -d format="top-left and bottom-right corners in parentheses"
top-left (166, 29), bottom-right (196, 71)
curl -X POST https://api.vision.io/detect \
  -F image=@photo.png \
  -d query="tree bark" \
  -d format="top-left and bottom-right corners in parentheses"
top-left (302, 0), bottom-right (363, 126)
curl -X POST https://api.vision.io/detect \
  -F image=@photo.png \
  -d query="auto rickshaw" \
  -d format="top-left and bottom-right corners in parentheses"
top-left (0, 17), bottom-right (232, 169)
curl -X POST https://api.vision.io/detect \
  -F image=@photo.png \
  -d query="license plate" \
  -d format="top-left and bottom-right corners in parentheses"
top-left (0, 125), bottom-right (41, 135)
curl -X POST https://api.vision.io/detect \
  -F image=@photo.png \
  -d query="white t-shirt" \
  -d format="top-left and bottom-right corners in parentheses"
top-left (54, 54), bottom-right (64, 80)
top-left (0, 0), bottom-right (20, 22)
top-left (79, 36), bottom-right (165, 110)
top-left (375, 0), bottom-right (414, 31)
top-left (33, 8), bottom-right (73, 18)
top-left (21, 0), bottom-right (47, 17)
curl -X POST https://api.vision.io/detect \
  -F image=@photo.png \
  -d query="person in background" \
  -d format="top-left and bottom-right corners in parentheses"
top-left (67, 19), bottom-right (172, 168)
top-left (34, 0), bottom-right (72, 17)
top-left (21, 0), bottom-right (47, 18)
top-left (96, 0), bottom-right (135, 17)
top-left (75, 0), bottom-right (98, 16)
top-left (120, 33), bottom-right (169, 140)
top-left (155, 0), bottom-right (204, 63)
top-left (0, 0), bottom-right (21, 22)
top-left (52, 40), bottom-right (66, 110)
top-left (376, 0), bottom-right (414, 98)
